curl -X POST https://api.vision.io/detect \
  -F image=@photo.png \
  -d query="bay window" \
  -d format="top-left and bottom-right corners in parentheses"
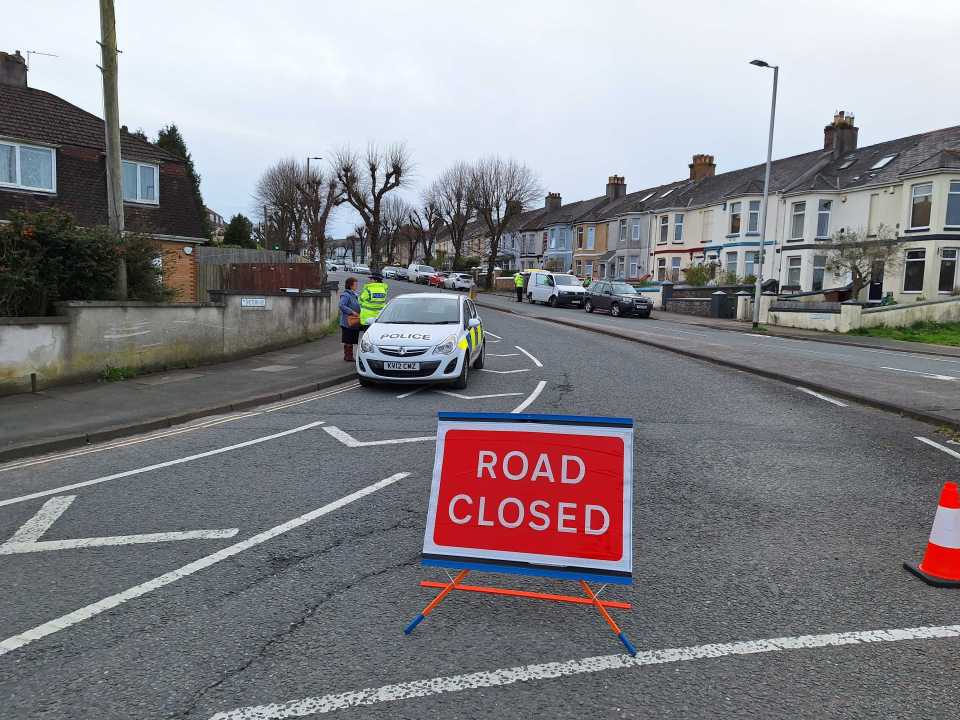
top-left (790, 201), bottom-right (806, 241)
top-left (619, 219), bottom-right (627, 242)
top-left (122, 160), bottom-right (159, 204)
top-left (729, 202), bottom-right (741, 235)
top-left (656, 257), bottom-right (666, 281)
top-left (632, 220), bottom-right (640, 241)
top-left (659, 215), bottom-right (669, 244)
top-left (939, 249), bottom-right (957, 293)
top-left (946, 181), bottom-right (960, 229)
top-left (671, 257), bottom-right (681, 281)
top-left (725, 252), bottom-right (738, 277)
top-left (0, 141), bottom-right (55, 192)
top-left (629, 255), bottom-right (639, 278)
top-left (701, 209), bottom-right (713, 243)
top-left (586, 226), bottom-right (595, 250)
top-left (748, 200), bottom-right (760, 233)
top-left (910, 183), bottom-right (933, 229)
top-left (812, 255), bottom-right (827, 291)
top-left (903, 249), bottom-right (926, 292)
top-left (785, 256), bottom-right (802, 287)
top-left (816, 200), bottom-right (832, 239)
top-left (744, 251), bottom-right (759, 279)
top-left (673, 214), bottom-right (684, 243)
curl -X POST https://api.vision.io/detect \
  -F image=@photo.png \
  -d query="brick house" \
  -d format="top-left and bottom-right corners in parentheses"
top-left (0, 50), bottom-right (207, 301)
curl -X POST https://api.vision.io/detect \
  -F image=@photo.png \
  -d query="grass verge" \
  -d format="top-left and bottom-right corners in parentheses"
top-left (848, 321), bottom-right (960, 347)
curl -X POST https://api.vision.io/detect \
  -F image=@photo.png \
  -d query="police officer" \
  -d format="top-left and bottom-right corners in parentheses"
top-left (513, 271), bottom-right (525, 302)
top-left (359, 271), bottom-right (389, 330)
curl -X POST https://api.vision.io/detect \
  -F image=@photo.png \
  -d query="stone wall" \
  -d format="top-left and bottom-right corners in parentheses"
top-left (663, 298), bottom-right (712, 317)
top-left (0, 291), bottom-right (335, 395)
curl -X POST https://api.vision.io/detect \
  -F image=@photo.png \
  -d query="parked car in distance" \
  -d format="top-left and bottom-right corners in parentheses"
top-left (353, 264), bottom-right (370, 274)
top-left (407, 263), bottom-right (436, 284)
top-left (444, 272), bottom-right (474, 291)
top-left (584, 280), bottom-right (652, 318)
top-left (325, 260), bottom-right (340, 271)
top-left (382, 266), bottom-right (400, 279)
top-left (428, 272), bottom-right (449, 288)
top-left (525, 270), bottom-right (587, 307)
top-left (395, 267), bottom-right (409, 281)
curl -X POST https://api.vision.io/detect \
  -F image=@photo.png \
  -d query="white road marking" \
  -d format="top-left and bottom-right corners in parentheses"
top-left (880, 367), bottom-right (958, 381)
top-left (486, 353), bottom-right (520, 358)
top-left (0, 495), bottom-right (238, 555)
top-left (262, 384), bottom-right (360, 412)
top-left (795, 387), bottom-right (849, 407)
top-left (396, 386), bottom-right (428, 399)
top-left (434, 391), bottom-right (523, 400)
top-left (322, 426), bottom-right (435, 447)
top-left (208, 623), bottom-right (960, 719)
top-left (512, 380), bottom-right (547, 414)
top-left (0, 473), bottom-right (409, 657)
top-left (514, 346), bottom-right (543, 368)
top-left (484, 332), bottom-right (503, 339)
top-left (0, 421), bottom-right (326, 509)
top-left (916, 436), bottom-right (960, 461)
top-left (479, 368), bottom-right (531, 375)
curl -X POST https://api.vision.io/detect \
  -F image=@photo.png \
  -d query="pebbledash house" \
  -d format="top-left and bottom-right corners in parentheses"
top-left (0, 50), bottom-right (207, 302)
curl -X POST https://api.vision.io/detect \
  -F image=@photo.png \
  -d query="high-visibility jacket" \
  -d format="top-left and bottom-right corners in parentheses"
top-left (359, 281), bottom-right (388, 326)
top-left (513, 273), bottom-right (524, 287)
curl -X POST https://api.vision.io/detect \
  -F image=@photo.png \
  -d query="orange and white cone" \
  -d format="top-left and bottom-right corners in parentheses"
top-left (904, 481), bottom-right (960, 587)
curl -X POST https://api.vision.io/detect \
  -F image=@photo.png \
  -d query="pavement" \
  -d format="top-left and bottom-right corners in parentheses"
top-left (474, 289), bottom-right (960, 428)
top-left (1, 279), bottom-right (958, 719)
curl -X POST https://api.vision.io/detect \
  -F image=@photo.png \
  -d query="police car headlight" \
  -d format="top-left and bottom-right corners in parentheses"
top-left (360, 334), bottom-right (374, 353)
top-left (434, 334), bottom-right (457, 355)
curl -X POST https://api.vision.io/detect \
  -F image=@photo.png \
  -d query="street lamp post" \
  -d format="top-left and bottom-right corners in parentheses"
top-left (306, 156), bottom-right (322, 178)
top-left (750, 59), bottom-right (778, 329)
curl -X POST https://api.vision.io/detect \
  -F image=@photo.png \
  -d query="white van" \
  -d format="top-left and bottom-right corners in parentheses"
top-left (407, 263), bottom-right (436, 284)
top-left (525, 270), bottom-right (587, 307)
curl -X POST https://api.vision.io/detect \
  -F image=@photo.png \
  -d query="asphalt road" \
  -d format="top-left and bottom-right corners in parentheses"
top-left (1, 279), bottom-right (958, 719)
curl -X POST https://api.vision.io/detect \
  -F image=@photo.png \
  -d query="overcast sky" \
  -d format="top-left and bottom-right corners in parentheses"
top-left (5, 1), bottom-right (959, 237)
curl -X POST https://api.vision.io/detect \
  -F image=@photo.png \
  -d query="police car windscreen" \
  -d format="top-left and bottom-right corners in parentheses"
top-left (377, 296), bottom-right (460, 324)
top-left (553, 274), bottom-right (580, 285)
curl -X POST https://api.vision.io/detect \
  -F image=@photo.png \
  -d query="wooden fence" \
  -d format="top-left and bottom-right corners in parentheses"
top-left (198, 263), bottom-right (324, 300)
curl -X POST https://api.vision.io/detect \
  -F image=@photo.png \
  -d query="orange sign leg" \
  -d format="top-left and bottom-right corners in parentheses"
top-left (580, 580), bottom-right (638, 655)
top-left (405, 569), bottom-right (470, 634)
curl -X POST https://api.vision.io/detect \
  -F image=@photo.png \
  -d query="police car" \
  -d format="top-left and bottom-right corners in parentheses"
top-left (356, 293), bottom-right (485, 388)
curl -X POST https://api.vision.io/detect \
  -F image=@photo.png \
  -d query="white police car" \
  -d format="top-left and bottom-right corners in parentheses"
top-left (356, 293), bottom-right (485, 388)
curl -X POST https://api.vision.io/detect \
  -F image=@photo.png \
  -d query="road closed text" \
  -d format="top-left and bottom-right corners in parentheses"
top-left (430, 428), bottom-right (628, 563)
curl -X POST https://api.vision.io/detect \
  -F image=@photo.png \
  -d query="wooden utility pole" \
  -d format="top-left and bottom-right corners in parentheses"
top-left (99, 0), bottom-right (126, 298)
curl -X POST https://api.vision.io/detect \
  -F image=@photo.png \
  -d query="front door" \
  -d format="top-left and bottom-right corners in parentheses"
top-left (868, 261), bottom-right (884, 301)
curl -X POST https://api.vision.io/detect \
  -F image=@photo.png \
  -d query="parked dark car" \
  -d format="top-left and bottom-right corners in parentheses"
top-left (584, 281), bottom-right (652, 318)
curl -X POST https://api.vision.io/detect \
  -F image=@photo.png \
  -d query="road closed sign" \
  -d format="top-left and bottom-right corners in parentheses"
top-left (422, 412), bottom-right (634, 584)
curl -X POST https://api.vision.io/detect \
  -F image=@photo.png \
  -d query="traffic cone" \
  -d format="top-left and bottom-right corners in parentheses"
top-left (904, 481), bottom-right (960, 587)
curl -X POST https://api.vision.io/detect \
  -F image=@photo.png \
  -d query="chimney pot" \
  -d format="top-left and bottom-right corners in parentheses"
top-left (606, 175), bottom-right (627, 201)
top-left (545, 192), bottom-right (562, 211)
top-left (689, 154), bottom-right (716, 181)
top-left (0, 50), bottom-right (28, 88)
top-left (824, 110), bottom-right (859, 158)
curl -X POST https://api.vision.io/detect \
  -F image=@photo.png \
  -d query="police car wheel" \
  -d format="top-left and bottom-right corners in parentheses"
top-left (584, 299), bottom-right (594, 313)
top-left (452, 353), bottom-right (469, 389)
top-left (472, 340), bottom-right (485, 370)
top-left (358, 375), bottom-right (375, 387)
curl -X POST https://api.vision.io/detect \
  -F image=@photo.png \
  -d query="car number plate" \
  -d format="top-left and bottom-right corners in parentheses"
top-left (384, 361), bottom-right (420, 371)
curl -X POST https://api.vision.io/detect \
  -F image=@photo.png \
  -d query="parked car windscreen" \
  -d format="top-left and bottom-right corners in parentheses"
top-left (610, 282), bottom-right (639, 294)
top-left (376, 297), bottom-right (460, 324)
top-left (420, 266), bottom-right (436, 274)
top-left (553, 274), bottom-right (581, 286)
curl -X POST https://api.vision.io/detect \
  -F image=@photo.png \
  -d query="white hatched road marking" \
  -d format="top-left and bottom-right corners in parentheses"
top-left (207, 623), bottom-right (960, 719)
top-left (486, 353), bottom-right (520, 358)
top-left (0, 421), bottom-right (326, 508)
top-left (479, 368), bottom-right (530, 375)
top-left (396, 386), bottom-right (428, 399)
top-left (511, 380), bottom-right (547, 414)
top-left (484, 332), bottom-right (503, 340)
top-left (916, 436), bottom-right (960, 461)
top-left (0, 495), bottom-right (238, 555)
top-left (0, 473), bottom-right (409, 657)
top-left (880, 367), bottom-right (958, 381)
top-left (514, 346), bottom-right (543, 368)
top-left (322, 426), bottom-right (435, 448)
top-left (795, 387), bottom-right (849, 407)
top-left (434, 391), bottom-right (523, 400)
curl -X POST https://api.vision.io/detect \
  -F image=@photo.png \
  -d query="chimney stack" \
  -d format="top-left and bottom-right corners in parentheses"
top-left (824, 110), bottom-right (859, 159)
top-left (689, 154), bottom-right (716, 181)
top-left (606, 175), bottom-right (626, 201)
top-left (0, 50), bottom-right (27, 88)
top-left (544, 192), bottom-right (562, 212)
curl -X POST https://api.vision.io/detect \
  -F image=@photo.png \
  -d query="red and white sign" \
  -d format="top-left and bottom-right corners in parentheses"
top-left (422, 414), bottom-right (633, 583)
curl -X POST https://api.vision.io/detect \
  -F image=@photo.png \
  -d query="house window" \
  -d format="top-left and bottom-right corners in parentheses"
top-left (656, 257), bottom-right (666, 281)
top-left (586, 227), bottom-right (595, 250)
top-left (748, 200), bottom-right (760, 233)
top-left (616, 256), bottom-right (625, 277)
top-left (122, 160), bottom-right (159, 203)
top-left (575, 260), bottom-right (582, 275)
top-left (786, 256), bottom-right (802, 287)
top-left (632, 220), bottom-right (640, 242)
top-left (903, 249), bottom-right (926, 292)
top-left (744, 251), bottom-right (758, 278)
top-left (584, 261), bottom-right (593, 278)
top-left (0, 141), bottom-right (55, 192)
top-left (812, 255), bottom-right (827, 291)
top-left (673, 214), bottom-right (684, 243)
top-left (701, 209), bottom-right (713, 243)
top-left (629, 255), bottom-right (639, 278)
top-left (671, 257), bottom-right (681, 281)
top-left (910, 183), bottom-right (933, 229)
top-left (939, 249), bottom-right (958, 293)
top-left (947, 181), bottom-right (960, 228)
top-left (549, 228), bottom-right (556, 249)
top-left (659, 215), bottom-right (669, 244)
top-left (619, 218), bottom-right (627, 242)
top-left (790, 201), bottom-right (806, 241)
top-left (577, 227), bottom-right (584, 249)
top-left (725, 252), bottom-right (738, 278)
top-left (816, 200), bottom-right (832, 239)
top-left (729, 202), bottom-right (741, 234)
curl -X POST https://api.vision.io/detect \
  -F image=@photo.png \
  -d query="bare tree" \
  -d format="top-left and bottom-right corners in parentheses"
top-left (254, 158), bottom-right (305, 253)
top-left (409, 194), bottom-right (444, 266)
top-left (332, 143), bottom-right (412, 272)
top-left (353, 224), bottom-right (368, 265)
top-left (825, 225), bottom-right (903, 299)
top-left (469, 156), bottom-right (540, 288)
top-left (431, 162), bottom-right (473, 269)
top-left (381, 195), bottom-right (411, 266)
top-left (296, 163), bottom-right (344, 280)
